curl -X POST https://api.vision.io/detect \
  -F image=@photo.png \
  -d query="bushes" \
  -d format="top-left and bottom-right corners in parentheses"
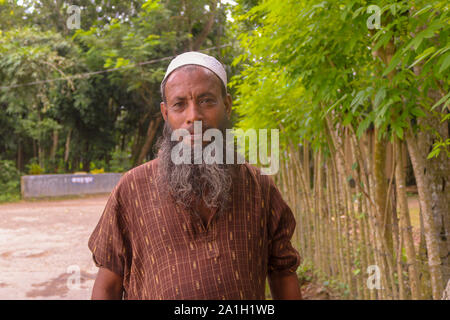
top-left (26, 162), bottom-right (44, 175)
top-left (0, 159), bottom-right (21, 202)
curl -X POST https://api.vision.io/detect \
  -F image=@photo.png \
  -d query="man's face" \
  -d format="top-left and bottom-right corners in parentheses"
top-left (160, 65), bottom-right (232, 139)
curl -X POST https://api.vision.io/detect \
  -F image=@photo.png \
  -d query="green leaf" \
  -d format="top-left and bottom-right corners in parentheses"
top-left (410, 107), bottom-right (426, 118)
top-left (395, 125), bottom-right (403, 139)
top-left (409, 46), bottom-right (436, 68)
top-left (412, 5), bottom-right (432, 17)
top-left (356, 115), bottom-right (373, 138)
top-left (352, 6), bottom-right (365, 19)
top-left (427, 45), bottom-right (450, 62)
top-left (103, 57), bottom-right (113, 68)
top-left (113, 57), bottom-right (130, 69)
top-left (438, 52), bottom-right (450, 73)
top-left (382, 51), bottom-right (402, 77)
top-left (427, 148), bottom-right (440, 159)
top-left (342, 113), bottom-right (353, 126)
top-left (351, 90), bottom-right (370, 111)
top-left (374, 87), bottom-right (386, 107)
top-left (324, 94), bottom-right (348, 117)
top-left (431, 92), bottom-right (450, 111)
top-left (373, 31), bottom-right (393, 51)
top-left (389, 4), bottom-right (397, 16)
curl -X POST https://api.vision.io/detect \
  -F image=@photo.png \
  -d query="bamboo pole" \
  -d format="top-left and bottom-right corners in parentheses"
top-left (312, 151), bottom-right (320, 270)
top-left (325, 159), bottom-right (336, 278)
top-left (317, 150), bottom-right (327, 274)
top-left (289, 144), bottom-right (314, 262)
top-left (345, 140), bottom-right (363, 299)
top-left (293, 149), bottom-right (306, 257)
top-left (395, 136), bottom-right (421, 299)
top-left (330, 152), bottom-right (346, 287)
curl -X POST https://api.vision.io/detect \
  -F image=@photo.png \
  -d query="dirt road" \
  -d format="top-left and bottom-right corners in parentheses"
top-left (0, 195), bottom-right (108, 300)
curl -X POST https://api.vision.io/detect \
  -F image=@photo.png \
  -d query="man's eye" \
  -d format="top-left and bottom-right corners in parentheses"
top-left (200, 99), bottom-right (214, 104)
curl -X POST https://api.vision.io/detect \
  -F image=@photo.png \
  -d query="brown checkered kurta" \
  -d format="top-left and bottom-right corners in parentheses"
top-left (88, 158), bottom-right (301, 300)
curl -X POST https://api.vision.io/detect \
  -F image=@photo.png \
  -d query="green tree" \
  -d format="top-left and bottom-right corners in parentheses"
top-left (232, 0), bottom-right (449, 299)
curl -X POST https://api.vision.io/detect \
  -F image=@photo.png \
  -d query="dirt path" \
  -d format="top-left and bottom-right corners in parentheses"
top-left (0, 195), bottom-right (108, 300)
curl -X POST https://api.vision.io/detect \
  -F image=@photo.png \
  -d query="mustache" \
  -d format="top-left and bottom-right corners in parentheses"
top-left (185, 123), bottom-right (214, 134)
top-left (172, 121), bottom-right (230, 143)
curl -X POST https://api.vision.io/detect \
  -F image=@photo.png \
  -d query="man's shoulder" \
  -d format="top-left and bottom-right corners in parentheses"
top-left (240, 162), bottom-right (274, 189)
top-left (116, 158), bottom-right (159, 189)
top-left (127, 158), bottom-right (159, 175)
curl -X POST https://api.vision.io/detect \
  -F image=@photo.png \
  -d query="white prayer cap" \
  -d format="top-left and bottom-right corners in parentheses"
top-left (162, 51), bottom-right (227, 88)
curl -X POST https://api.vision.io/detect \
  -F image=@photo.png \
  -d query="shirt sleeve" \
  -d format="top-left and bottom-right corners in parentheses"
top-left (266, 176), bottom-right (301, 276)
top-left (87, 184), bottom-right (131, 278)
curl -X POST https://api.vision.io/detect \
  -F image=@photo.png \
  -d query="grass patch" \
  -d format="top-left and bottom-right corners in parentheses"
top-left (0, 191), bottom-right (21, 203)
top-left (21, 193), bottom-right (111, 203)
top-left (296, 260), bottom-right (342, 299)
top-left (0, 192), bottom-right (111, 205)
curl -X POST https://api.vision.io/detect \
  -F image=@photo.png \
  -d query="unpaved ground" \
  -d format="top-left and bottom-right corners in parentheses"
top-left (0, 195), bottom-right (108, 300)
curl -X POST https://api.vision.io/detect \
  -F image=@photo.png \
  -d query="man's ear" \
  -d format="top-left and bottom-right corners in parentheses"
top-left (225, 93), bottom-right (232, 119)
top-left (160, 101), bottom-right (168, 121)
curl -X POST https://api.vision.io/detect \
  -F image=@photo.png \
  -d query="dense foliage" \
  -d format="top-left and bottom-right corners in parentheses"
top-left (231, 0), bottom-right (449, 299)
top-left (0, 0), bottom-right (235, 176)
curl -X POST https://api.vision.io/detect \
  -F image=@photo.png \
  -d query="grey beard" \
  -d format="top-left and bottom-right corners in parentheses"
top-left (155, 122), bottom-right (238, 215)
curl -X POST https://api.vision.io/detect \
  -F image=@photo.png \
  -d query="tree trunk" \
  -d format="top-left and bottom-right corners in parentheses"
top-left (50, 129), bottom-right (59, 161)
top-left (373, 129), bottom-right (393, 255)
top-left (192, 0), bottom-right (218, 51)
top-left (442, 280), bottom-right (450, 300)
top-left (64, 128), bottom-right (72, 163)
top-left (82, 140), bottom-right (91, 172)
top-left (38, 141), bottom-right (44, 169)
top-left (406, 126), bottom-right (443, 299)
top-left (417, 114), bottom-right (450, 288)
top-left (216, 2), bottom-right (222, 59)
top-left (17, 139), bottom-right (23, 172)
top-left (412, 52), bottom-right (449, 294)
top-left (135, 115), bottom-right (163, 166)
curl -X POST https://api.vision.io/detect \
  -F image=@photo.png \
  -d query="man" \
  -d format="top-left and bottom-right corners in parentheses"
top-left (88, 51), bottom-right (302, 300)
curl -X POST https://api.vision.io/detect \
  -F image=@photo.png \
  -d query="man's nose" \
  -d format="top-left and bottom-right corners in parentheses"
top-left (185, 101), bottom-right (203, 125)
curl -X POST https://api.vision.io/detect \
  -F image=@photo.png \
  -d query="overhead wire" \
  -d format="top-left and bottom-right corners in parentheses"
top-left (0, 43), bottom-right (232, 90)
